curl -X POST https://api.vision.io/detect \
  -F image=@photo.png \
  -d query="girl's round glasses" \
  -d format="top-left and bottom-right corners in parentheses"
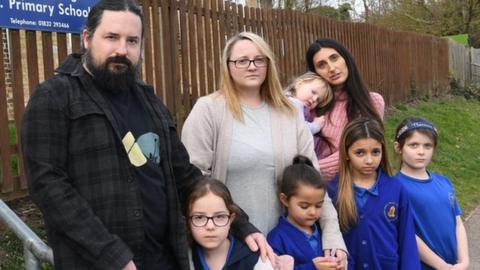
top-left (190, 214), bottom-right (231, 227)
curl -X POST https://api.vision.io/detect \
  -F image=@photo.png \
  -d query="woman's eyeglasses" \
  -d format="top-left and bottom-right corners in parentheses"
top-left (227, 57), bottom-right (269, 69)
top-left (190, 214), bottom-right (231, 227)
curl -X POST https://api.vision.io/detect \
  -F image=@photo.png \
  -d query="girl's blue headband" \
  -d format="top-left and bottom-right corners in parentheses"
top-left (396, 120), bottom-right (438, 140)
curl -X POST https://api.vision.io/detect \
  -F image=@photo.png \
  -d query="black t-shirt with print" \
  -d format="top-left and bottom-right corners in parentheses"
top-left (102, 87), bottom-right (176, 270)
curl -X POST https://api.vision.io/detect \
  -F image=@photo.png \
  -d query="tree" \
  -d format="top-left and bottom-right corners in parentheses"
top-left (259, 0), bottom-right (274, 9)
top-left (352, 0), bottom-right (480, 38)
top-left (338, 3), bottom-right (353, 21)
top-left (274, 0), bottom-right (324, 11)
top-left (270, 0), bottom-right (352, 20)
top-left (309, 3), bottom-right (352, 21)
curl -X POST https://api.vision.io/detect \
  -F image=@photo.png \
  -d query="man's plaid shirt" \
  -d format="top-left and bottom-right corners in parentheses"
top-left (21, 54), bottom-right (256, 269)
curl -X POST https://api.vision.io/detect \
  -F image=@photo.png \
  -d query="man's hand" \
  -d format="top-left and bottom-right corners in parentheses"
top-left (122, 260), bottom-right (137, 270)
top-left (245, 232), bottom-right (276, 265)
top-left (275, 255), bottom-right (294, 270)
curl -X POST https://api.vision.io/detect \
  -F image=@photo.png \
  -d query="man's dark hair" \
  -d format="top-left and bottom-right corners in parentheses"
top-left (85, 0), bottom-right (144, 38)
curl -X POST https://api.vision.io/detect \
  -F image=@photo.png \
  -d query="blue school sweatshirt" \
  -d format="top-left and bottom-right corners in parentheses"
top-left (327, 169), bottom-right (421, 270)
top-left (267, 216), bottom-right (324, 270)
top-left (396, 171), bottom-right (462, 269)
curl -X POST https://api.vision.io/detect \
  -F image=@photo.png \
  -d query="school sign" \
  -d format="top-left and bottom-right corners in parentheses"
top-left (0, 0), bottom-right (99, 33)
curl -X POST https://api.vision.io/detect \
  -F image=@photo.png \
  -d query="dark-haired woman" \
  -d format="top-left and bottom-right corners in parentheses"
top-left (306, 38), bottom-right (385, 180)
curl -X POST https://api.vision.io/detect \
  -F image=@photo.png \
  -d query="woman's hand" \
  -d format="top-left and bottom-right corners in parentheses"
top-left (245, 232), bottom-right (276, 265)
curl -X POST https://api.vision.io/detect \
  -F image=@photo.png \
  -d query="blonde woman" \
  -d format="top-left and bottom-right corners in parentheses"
top-left (182, 32), bottom-right (347, 266)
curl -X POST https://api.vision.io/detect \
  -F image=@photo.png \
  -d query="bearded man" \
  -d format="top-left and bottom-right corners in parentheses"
top-left (21, 1), bottom-right (272, 269)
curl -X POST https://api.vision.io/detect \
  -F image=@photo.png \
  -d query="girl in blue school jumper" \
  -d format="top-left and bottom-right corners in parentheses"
top-left (394, 117), bottom-right (469, 269)
top-left (185, 176), bottom-right (275, 270)
top-left (268, 155), bottom-right (344, 270)
top-left (327, 117), bottom-right (420, 270)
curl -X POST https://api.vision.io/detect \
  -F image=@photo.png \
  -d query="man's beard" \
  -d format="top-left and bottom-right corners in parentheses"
top-left (84, 51), bottom-right (138, 94)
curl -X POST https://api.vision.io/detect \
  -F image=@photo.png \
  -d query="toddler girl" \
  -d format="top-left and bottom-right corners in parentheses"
top-left (285, 72), bottom-right (333, 158)
top-left (394, 117), bottom-right (469, 269)
top-left (327, 117), bottom-right (420, 269)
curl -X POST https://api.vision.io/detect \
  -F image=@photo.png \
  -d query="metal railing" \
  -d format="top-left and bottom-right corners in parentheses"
top-left (0, 199), bottom-right (53, 270)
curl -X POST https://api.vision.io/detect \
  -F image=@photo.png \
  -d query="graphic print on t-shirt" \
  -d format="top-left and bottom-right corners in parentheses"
top-left (122, 131), bottom-right (160, 167)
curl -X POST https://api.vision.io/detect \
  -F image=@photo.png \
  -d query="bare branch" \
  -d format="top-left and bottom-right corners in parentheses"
top-left (400, 12), bottom-right (433, 24)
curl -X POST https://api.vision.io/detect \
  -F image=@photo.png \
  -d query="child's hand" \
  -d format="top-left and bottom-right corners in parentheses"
top-left (313, 116), bottom-right (325, 129)
top-left (324, 249), bottom-right (347, 269)
top-left (437, 263), bottom-right (453, 270)
top-left (312, 256), bottom-right (337, 270)
top-left (451, 263), bottom-right (469, 270)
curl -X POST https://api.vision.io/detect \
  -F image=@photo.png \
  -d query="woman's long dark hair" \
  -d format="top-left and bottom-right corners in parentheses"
top-left (306, 38), bottom-right (383, 125)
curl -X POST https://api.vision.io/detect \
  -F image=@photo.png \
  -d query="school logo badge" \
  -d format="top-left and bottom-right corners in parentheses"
top-left (384, 202), bottom-right (398, 222)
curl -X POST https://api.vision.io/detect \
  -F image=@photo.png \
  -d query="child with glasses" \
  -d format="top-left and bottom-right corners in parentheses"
top-left (186, 176), bottom-right (281, 270)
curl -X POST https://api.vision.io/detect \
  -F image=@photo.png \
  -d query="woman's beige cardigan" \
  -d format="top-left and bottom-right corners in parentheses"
top-left (181, 92), bottom-right (346, 251)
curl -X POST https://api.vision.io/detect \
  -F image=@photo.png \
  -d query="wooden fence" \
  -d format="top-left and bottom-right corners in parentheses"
top-left (449, 40), bottom-right (471, 88)
top-left (0, 0), bottom-right (449, 200)
top-left (448, 39), bottom-right (480, 87)
top-left (472, 48), bottom-right (480, 84)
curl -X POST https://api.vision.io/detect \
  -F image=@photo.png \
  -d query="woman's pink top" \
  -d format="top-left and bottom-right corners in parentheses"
top-left (319, 90), bottom-right (385, 180)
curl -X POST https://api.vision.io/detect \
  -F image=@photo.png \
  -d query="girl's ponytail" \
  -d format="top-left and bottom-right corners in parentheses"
top-left (292, 155), bottom-right (314, 167)
top-left (280, 155), bottom-right (324, 199)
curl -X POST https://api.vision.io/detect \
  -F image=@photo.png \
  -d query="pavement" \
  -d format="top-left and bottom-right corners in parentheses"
top-left (466, 206), bottom-right (480, 268)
